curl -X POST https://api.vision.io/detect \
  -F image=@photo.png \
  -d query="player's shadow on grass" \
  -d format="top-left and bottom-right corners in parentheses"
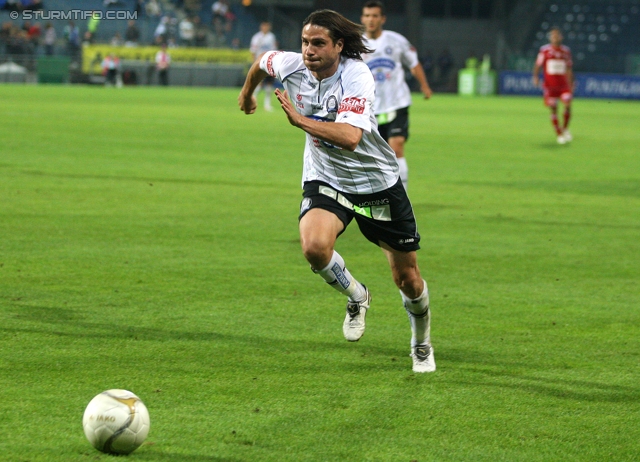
top-left (440, 350), bottom-right (640, 404)
top-left (3, 304), bottom-right (406, 364)
top-left (537, 142), bottom-right (572, 149)
top-left (134, 452), bottom-right (240, 462)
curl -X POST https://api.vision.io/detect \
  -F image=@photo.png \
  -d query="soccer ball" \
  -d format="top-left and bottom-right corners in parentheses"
top-left (82, 389), bottom-right (151, 455)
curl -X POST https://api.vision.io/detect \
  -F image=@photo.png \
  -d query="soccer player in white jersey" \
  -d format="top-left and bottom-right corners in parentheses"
top-left (250, 21), bottom-right (278, 111)
top-left (361, 0), bottom-right (432, 191)
top-left (238, 9), bottom-right (435, 373)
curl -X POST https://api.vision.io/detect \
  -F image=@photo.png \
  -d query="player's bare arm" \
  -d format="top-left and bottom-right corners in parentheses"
top-left (275, 89), bottom-right (363, 152)
top-left (410, 63), bottom-right (432, 99)
top-left (238, 56), bottom-right (269, 114)
top-left (532, 63), bottom-right (541, 87)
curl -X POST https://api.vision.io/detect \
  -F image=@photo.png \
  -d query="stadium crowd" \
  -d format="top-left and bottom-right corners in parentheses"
top-left (0, 0), bottom-right (245, 59)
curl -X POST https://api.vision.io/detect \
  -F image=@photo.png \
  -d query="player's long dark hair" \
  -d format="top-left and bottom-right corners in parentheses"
top-left (302, 9), bottom-right (373, 60)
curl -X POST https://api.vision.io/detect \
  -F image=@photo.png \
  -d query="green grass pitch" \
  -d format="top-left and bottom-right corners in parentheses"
top-left (1, 85), bottom-right (639, 461)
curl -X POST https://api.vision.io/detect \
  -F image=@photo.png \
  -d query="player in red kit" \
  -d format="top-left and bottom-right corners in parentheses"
top-left (533, 27), bottom-right (574, 144)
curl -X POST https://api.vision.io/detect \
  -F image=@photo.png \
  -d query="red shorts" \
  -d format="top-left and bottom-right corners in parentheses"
top-left (543, 86), bottom-right (572, 107)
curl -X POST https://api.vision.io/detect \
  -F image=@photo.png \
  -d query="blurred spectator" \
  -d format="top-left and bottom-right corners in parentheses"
top-left (102, 53), bottom-right (121, 86)
top-left (6, 25), bottom-right (28, 59)
top-left (437, 49), bottom-right (454, 84)
top-left (26, 21), bottom-right (40, 54)
top-left (1, 22), bottom-right (12, 53)
top-left (155, 43), bottom-right (170, 86)
top-left (3, 0), bottom-right (23, 12)
top-left (134, 0), bottom-right (144, 17)
top-left (421, 51), bottom-right (434, 84)
top-left (110, 31), bottom-right (123, 47)
top-left (146, 0), bottom-right (161, 18)
top-left (63, 20), bottom-right (80, 59)
top-left (87, 11), bottom-right (101, 42)
top-left (154, 15), bottom-right (169, 44)
top-left (124, 19), bottom-right (140, 47)
top-left (43, 21), bottom-right (56, 55)
top-left (193, 16), bottom-right (207, 47)
top-left (212, 0), bottom-right (234, 40)
top-left (23, 0), bottom-right (44, 11)
top-left (167, 16), bottom-right (178, 42)
top-left (183, 0), bottom-right (201, 15)
top-left (83, 30), bottom-right (94, 45)
top-left (179, 16), bottom-right (194, 47)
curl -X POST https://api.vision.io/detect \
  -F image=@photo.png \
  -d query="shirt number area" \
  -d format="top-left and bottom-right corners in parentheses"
top-left (546, 59), bottom-right (567, 75)
top-left (308, 115), bottom-right (341, 150)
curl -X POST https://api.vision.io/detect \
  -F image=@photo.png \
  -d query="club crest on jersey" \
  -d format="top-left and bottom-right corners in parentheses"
top-left (338, 97), bottom-right (366, 115)
top-left (326, 95), bottom-right (338, 113)
top-left (385, 46), bottom-right (393, 55)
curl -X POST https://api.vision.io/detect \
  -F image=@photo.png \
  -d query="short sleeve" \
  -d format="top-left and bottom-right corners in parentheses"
top-left (399, 36), bottom-right (420, 70)
top-left (259, 51), bottom-right (303, 81)
top-left (335, 62), bottom-right (373, 133)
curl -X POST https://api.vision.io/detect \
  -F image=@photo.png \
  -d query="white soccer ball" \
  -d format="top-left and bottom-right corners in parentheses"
top-left (82, 389), bottom-right (151, 455)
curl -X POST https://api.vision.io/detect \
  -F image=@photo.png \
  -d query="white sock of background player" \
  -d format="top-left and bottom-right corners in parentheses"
top-left (397, 157), bottom-right (408, 191)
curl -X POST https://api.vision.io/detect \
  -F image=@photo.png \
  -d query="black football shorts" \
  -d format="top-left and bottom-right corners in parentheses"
top-left (299, 180), bottom-right (420, 252)
top-left (376, 106), bottom-right (410, 142)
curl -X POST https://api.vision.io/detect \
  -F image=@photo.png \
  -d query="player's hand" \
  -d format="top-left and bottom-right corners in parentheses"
top-left (422, 86), bottom-right (433, 99)
top-left (532, 76), bottom-right (540, 87)
top-left (238, 91), bottom-right (257, 114)
top-left (275, 89), bottom-right (301, 127)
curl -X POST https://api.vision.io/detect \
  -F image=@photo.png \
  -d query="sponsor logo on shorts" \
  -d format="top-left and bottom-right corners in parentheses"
top-left (338, 97), bottom-right (366, 115)
top-left (399, 238), bottom-right (415, 244)
top-left (357, 199), bottom-right (389, 207)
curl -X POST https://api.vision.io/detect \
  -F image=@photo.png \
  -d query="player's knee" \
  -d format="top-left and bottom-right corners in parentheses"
top-left (393, 268), bottom-right (422, 299)
top-left (301, 238), bottom-right (333, 270)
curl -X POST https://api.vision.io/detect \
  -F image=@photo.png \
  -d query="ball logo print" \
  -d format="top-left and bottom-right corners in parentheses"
top-left (82, 389), bottom-right (150, 455)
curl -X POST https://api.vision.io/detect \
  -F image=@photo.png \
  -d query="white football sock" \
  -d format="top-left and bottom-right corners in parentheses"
top-left (401, 280), bottom-right (431, 347)
top-left (264, 85), bottom-right (273, 109)
top-left (397, 157), bottom-right (408, 191)
top-left (314, 251), bottom-right (367, 302)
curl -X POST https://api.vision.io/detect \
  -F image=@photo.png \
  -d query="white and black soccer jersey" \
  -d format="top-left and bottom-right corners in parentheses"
top-left (250, 31), bottom-right (277, 57)
top-left (259, 51), bottom-right (399, 195)
top-left (362, 30), bottom-right (420, 115)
